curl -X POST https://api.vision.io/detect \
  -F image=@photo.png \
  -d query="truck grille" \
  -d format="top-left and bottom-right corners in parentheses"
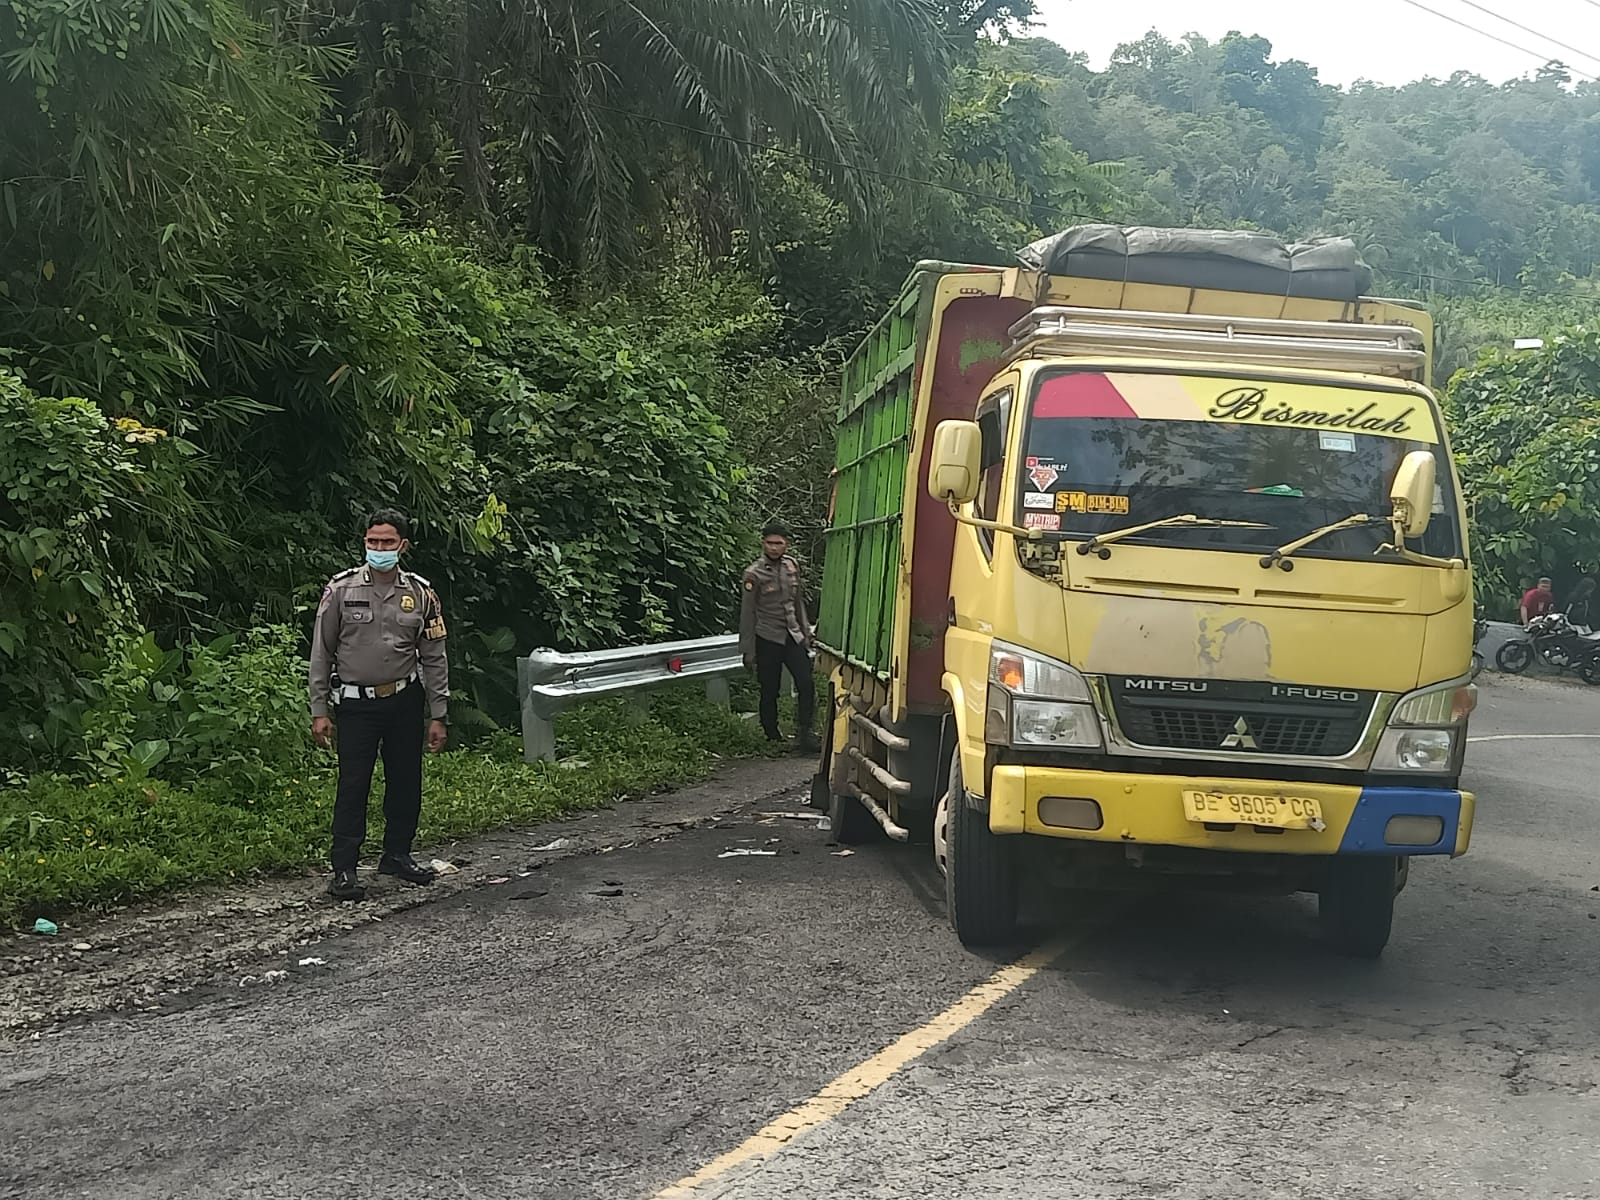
top-left (1106, 677), bottom-right (1374, 758)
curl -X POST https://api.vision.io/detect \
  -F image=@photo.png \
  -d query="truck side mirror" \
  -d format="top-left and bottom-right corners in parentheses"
top-left (1390, 449), bottom-right (1436, 540)
top-left (928, 420), bottom-right (982, 505)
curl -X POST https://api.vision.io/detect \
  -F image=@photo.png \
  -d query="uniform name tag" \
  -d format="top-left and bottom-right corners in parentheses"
top-left (343, 598), bottom-right (370, 607)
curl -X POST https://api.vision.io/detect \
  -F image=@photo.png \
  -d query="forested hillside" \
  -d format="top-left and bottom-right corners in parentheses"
top-left (4, 0), bottom-right (1600, 908)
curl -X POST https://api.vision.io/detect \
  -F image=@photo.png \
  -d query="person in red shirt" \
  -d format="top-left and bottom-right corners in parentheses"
top-left (1521, 577), bottom-right (1555, 625)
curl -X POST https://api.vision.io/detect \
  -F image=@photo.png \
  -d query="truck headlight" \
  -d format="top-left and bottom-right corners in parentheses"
top-left (1372, 678), bottom-right (1474, 772)
top-left (986, 641), bottom-right (1102, 749)
top-left (1011, 699), bottom-right (1103, 747)
top-left (1376, 728), bottom-right (1456, 771)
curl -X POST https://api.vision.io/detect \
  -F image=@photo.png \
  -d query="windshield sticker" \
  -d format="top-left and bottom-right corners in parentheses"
top-left (1246, 484), bottom-right (1304, 497)
top-left (1056, 491), bottom-right (1130, 515)
top-left (1032, 372), bottom-right (1439, 444)
top-left (1319, 431), bottom-right (1357, 453)
top-left (1023, 491), bottom-right (1054, 509)
top-left (1028, 464), bottom-right (1059, 490)
top-left (1023, 512), bottom-right (1062, 530)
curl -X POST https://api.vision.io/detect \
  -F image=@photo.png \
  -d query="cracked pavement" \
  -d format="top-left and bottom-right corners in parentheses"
top-left (2, 673), bottom-right (1598, 1199)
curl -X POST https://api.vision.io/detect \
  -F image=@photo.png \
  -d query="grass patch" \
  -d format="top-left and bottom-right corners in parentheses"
top-left (0, 684), bottom-right (801, 925)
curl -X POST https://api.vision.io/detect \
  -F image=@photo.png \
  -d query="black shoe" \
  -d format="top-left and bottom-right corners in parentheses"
top-left (327, 869), bottom-right (366, 901)
top-left (796, 731), bottom-right (821, 754)
top-left (378, 854), bottom-right (436, 885)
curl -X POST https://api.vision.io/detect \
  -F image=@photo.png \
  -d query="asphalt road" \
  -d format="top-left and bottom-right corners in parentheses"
top-left (3, 673), bottom-right (1598, 1200)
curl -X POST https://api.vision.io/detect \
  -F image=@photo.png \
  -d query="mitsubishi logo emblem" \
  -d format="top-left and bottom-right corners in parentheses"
top-left (1220, 717), bottom-right (1258, 749)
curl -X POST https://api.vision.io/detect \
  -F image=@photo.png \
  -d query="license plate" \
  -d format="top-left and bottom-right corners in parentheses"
top-left (1182, 790), bottom-right (1325, 830)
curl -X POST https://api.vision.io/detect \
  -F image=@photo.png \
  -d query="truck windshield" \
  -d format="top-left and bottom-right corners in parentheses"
top-left (1018, 369), bottom-right (1463, 562)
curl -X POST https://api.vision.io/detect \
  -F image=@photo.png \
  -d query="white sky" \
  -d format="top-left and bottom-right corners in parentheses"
top-left (1031, 0), bottom-right (1600, 88)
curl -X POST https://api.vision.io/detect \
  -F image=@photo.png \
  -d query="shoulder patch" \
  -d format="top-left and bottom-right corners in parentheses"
top-left (406, 570), bottom-right (433, 588)
top-left (744, 579), bottom-right (755, 591)
top-left (330, 566), bottom-right (361, 583)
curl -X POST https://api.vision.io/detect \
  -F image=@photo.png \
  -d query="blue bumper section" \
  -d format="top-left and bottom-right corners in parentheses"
top-left (1338, 787), bottom-right (1462, 855)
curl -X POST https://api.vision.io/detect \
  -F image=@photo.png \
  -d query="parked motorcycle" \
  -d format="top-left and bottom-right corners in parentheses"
top-left (1495, 611), bottom-right (1600, 677)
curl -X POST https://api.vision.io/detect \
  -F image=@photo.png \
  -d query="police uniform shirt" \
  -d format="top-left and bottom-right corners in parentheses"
top-left (739, 554), bottom-right (810, 655)
top-left (309, 566), bottom-right (449, 719)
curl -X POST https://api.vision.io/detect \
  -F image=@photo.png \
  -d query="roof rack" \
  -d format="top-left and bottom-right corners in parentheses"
top-left (1007, 306), bottom-right (1428, 378)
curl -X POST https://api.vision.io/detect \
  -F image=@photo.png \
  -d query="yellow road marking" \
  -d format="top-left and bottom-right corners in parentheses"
top-left (652, 938), bottom-right (1070, 1198)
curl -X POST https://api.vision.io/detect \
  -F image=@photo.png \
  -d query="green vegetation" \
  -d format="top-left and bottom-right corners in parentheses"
top-left (6, 0), bottom-right (1600, 916)
top-left (1, 688), bottom-right (781, 922)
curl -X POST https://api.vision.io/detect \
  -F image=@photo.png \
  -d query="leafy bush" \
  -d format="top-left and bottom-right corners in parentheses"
top-left (0, 368), bottom-right (198, 772)
top-left (77, 627), bottom-right (314, 791)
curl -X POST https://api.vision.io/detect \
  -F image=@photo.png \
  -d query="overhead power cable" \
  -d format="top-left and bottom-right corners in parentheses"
top-left (1448, 0), bottom-right (1600, 71)
top-left (1393, 0), bottom-right (1598, 81)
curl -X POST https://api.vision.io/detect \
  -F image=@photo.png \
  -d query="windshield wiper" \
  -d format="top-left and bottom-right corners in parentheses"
top-left (1076, 513), bottom-right (1274, 558)
top-left (1259, 514), bottom-right (1387, 570)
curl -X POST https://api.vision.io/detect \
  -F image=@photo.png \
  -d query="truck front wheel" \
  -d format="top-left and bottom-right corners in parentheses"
top-left (944, 748), bottom-right (1019, 946)
top-left (1319, 856), bottom-right (1399, 959)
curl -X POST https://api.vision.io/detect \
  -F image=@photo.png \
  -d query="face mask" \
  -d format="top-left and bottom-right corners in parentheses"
top-left (366, 548), bottom-right (400, 571)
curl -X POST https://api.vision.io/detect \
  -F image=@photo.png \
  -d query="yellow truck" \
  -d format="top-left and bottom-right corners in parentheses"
top-left (812, 225), bottom-right (1475, 957)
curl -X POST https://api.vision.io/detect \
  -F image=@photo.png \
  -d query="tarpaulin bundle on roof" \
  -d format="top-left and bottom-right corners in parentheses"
top-left (1017, 224), bottom-right (1373, 302)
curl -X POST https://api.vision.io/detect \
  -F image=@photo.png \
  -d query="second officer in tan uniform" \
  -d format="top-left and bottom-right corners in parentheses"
top-left (310, 508), bottom-right (449, 900)
top-left (740, 521), bottom-right (817, 751)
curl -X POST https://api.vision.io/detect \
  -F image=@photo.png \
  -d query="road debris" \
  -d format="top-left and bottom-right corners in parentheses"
top-left (486, 876), bottom-right (511, 885)
top-left (72, 942), bottom-right (92, 952)
top-left (832, 849), bottom-right (855, 857)
top-left (428, 858), bottom-right (460, 875)
top-left (31, 919), bottom-right (58, 936)
top-left (718, 849), bottom-right (777, 858)
top-left (297, 957), bottom-right (327, 967)
top-left (239, 969), bottom-right (290, 987)
top-left (529, 837), bottom-right (573, 852)
top-left (590, 887), bottom-right (624, 898)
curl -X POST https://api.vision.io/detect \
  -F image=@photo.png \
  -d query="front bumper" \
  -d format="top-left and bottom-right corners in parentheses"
top-left (987, 764), bottom-right (1473, 857)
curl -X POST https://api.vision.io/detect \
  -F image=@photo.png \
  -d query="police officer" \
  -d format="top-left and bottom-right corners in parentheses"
top-left (740, 522), bottom-right (818, 751)
top-left (309, 508), bottom-right (450, 900)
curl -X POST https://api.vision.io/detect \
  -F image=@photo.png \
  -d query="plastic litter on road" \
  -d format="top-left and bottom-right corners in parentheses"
top-left (428, 858), bottom-right (460, 875)
top-left (718, 849), bottom-right (778, 858)
top-left (297, 957), bottom-right (327, 967)
top-left (31, 919), bottom-right (58, 936)
top-left (529, 838), bottom-right (573, 852)
top-left (240, 969), bottom-right (290, 987)
top-left (832, 849), bottom-right (855, 857)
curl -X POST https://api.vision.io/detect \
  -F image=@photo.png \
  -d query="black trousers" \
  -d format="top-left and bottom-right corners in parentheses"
top-left (755, 635), bottom-right (815, 740)
top-left (331, 686), bottom-right (424, 870)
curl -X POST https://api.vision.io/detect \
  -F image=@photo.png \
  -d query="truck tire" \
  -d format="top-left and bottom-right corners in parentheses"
top-left (944, 747), bottom-right (1019, 946)
top-left (1319, 856), bottom-right (1398, 959)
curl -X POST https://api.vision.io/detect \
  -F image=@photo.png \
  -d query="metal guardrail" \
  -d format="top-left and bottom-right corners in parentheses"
top-left (517, 634), bottom-right (744, 762)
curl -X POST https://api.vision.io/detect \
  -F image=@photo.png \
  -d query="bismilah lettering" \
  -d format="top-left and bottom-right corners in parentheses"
top-left (1209, 387), bottom-right (1414, 435)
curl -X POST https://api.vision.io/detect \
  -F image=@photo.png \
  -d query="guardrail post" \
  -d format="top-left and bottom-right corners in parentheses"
top-left (519, 653), bottom-right (557, 764)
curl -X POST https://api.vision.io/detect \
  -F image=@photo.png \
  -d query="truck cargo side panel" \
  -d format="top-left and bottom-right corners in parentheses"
top-left (818, 283), bottom-right (919, 677)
